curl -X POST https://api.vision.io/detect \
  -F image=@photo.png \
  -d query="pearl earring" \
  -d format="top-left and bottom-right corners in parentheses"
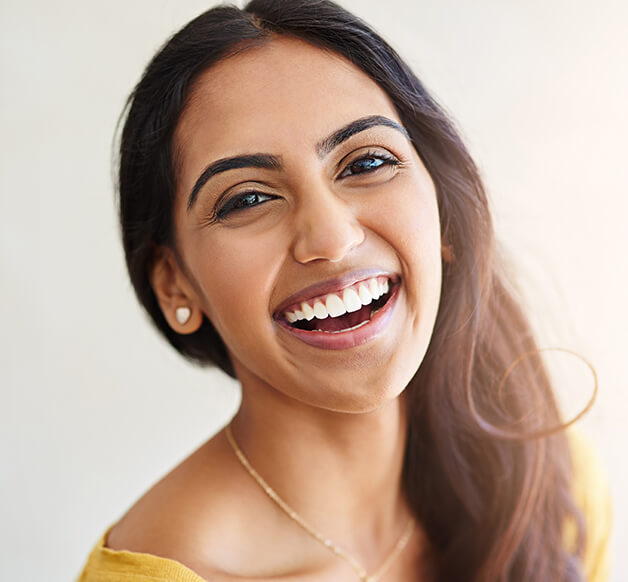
top-left (175, 306), bottom-right (191, 325)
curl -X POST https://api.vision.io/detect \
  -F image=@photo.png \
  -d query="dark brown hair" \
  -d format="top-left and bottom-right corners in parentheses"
top-left (117, 1), bottom-right (585, 579)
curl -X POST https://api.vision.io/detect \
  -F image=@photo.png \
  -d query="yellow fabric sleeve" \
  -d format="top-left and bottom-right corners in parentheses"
top-left (76, 525), bottom-right (207, 582)
top-left (567, 431), bottom-right (613, 582)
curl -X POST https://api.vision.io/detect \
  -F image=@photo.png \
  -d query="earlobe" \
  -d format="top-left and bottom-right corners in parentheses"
top-left (149, 246), bottom-right (204, 334)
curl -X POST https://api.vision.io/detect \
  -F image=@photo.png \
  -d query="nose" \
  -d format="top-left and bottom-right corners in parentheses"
top-left (291, 186), bottom-right (365, 264)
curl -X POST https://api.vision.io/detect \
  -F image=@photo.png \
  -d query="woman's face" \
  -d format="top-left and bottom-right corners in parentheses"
top-left (168, 36), bottom-right (443, 412)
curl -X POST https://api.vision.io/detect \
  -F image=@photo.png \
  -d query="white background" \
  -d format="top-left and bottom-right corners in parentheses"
top-left (1, 1), bottom-right (626, 579)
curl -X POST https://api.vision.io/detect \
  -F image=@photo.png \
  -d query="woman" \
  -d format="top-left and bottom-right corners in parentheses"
top-left (78, 0), bottom-right (610, 580)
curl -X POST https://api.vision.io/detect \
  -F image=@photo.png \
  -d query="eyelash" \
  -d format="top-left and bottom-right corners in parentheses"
top-left (215, 191), bottom-right (275, 220)
top-left (212, 151), bottom-right (400, 221)
top-left (338, 150), bottom-right (401, 178)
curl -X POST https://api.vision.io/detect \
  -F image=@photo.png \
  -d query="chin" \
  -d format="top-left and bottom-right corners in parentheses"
top-left (291, 360), bottom-right (418, 415)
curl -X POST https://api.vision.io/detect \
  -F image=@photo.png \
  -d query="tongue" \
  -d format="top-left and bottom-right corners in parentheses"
top-left (311, 304), bottom-right (372, 332)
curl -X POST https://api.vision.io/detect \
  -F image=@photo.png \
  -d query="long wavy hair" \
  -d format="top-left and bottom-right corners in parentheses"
top-left (117, 1), bottom-right (586, 579)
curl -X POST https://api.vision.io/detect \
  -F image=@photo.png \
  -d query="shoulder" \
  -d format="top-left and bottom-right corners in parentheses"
top-left (102, 429), bottom-right (254, 579)
top-left (94, 429), bottom-right (330, 581)
top-left (567, 430), bottom-right (613, 582)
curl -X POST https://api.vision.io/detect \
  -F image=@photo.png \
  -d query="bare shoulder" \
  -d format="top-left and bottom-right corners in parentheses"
top-left (106, 428), bottom-right (256, 575)
top-left (105, 429), bottom-right (328, 579)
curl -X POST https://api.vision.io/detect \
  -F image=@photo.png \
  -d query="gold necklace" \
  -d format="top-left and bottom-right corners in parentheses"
top-left (225, 424), bottom-right (415, 582)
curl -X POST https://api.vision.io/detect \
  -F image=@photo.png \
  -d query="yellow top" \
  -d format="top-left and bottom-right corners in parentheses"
top-left (76, 433), bottom-right (612, 581)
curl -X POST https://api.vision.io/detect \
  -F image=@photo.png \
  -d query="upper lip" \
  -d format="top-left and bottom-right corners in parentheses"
top-left (273, 268), bottom-right (400, 318)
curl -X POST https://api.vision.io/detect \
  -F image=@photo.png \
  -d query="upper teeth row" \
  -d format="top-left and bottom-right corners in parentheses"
top-left (284, 277), bottom-right (390, 323)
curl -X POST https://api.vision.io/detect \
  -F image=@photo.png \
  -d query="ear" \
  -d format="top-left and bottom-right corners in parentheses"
top-left (149, 246), bottom-right (204, 335)
top-left (441, 242), bottom-right (455, 264)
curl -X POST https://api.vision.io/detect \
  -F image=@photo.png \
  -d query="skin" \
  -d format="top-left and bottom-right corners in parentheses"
top-left (107, 37), bottom-right (443, 580)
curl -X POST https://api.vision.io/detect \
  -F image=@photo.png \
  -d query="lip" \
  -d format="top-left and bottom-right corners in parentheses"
top-left (275, 279), bottom-right (401, 350)
top-left (273, 268), bottom-right (399, 318)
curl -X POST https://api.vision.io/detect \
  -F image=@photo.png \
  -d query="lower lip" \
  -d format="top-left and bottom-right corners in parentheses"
top-left (275, 283), bottom-right (400, 350)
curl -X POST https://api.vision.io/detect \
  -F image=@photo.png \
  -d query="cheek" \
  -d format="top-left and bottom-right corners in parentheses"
top-left (385, 175), bottom-right (443, 318)
top-left (406, 194), bottom-right (442, 273)
top-left (188, 230), bottom-right (286, 343)
top-left (373, 170), bottom-right (441, 271)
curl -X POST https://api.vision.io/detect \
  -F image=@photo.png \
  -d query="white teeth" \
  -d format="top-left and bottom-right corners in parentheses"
top-left (357, 284), bottom-right (372, 305)
top-left (313, 300), bottom-right (328, 319)
top-left (369, 279), bottom-right (380, 300)
top-left (301, 302), bottom-right (315, 321)
top-left (342, 288), bottom-right (362, 312)
top-left (283, 277), bottom-right (393, 324)
top-left (325, 294), bottom-right (346, 317)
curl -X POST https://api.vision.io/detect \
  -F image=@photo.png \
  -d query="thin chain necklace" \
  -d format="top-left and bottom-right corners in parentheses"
top-left (225, 424), bottom-right (415, 582)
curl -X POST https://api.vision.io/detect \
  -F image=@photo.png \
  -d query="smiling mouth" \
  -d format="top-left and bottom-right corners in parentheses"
top-left (279, 275), bottom-right (397, 334)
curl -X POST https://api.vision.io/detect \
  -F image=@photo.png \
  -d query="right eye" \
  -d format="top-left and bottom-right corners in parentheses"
top-left (216, 191), bottom-right (276, 219)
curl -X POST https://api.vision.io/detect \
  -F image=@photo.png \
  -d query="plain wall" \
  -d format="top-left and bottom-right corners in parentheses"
top-left (1, 0), bottom-right (626, 579)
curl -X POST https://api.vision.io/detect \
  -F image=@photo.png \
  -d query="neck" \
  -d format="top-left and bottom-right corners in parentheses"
top-left (229, 376), bottom-right (410, 552)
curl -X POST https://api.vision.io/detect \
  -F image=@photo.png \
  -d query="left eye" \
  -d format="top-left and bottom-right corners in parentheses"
top-left (339, 153), bottom-right (399, 178)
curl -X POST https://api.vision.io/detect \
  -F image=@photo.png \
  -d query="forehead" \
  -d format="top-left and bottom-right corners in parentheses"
top-left (174, 36), bottom-right (401, 180)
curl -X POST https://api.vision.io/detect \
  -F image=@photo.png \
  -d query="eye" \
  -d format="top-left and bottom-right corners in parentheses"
top-left (338, 150), bottom-right (400, 179)
top-left (216, 190), bottom-right (276, 219)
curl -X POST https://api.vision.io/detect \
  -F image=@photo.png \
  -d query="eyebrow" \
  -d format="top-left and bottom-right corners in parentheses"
top-left (186, 115), bottom-right (409, 211)
top-left (316, 115), bottom-right (409, 157)
top-left (187, 154), bottom-right (281, 211)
